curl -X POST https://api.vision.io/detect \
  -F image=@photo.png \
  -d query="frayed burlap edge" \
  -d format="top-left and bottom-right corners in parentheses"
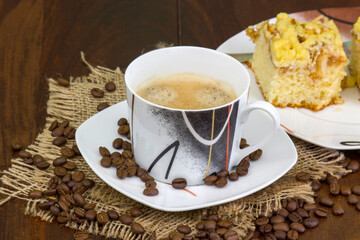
top-left (0, 53), bottom-right (350, 239)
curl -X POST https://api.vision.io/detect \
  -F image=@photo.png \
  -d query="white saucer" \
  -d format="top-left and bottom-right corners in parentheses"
top-left (76, 101), bottom-right (297, 212)
top-left (217, 9), bottom-right (360, 150)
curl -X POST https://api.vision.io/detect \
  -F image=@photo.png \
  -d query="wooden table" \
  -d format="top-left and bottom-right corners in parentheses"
top-left (1, 1), bottom-right (360, 239)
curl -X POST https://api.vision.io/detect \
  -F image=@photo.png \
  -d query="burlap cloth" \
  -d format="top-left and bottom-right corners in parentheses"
top-left (0, 53), bottom-right (350, 239)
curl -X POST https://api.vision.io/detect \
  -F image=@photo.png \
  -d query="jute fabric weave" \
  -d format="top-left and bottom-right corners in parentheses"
top-left (0, 54), bottom-right (350, 239)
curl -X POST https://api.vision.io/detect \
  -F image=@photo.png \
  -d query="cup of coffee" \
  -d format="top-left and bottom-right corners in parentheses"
top-left (125, 46), bottom-right (280, 186)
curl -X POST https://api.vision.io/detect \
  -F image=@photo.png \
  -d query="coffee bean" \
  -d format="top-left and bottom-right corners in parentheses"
top-left (29, 190), bottom-right (43, 199)
top-left (52, 127), bottom-right (65, 137)
top-left (118, 118), bottom-right (128, 126)
top-left (54, 166), bottom-right (67, 177)
top-left (204, 175), bottom-right (218, 185)
top-left (64, 127), bottom-right (76, 139)
top-left (91, 88), bottom-right (104, 98)
top-left (37, 201), bottom-right (53, 210)
top-left (264, 234), bottom-right (276, 240)
top-left (172, 178), bottom-right (187, 189)
top-left (72, 182), bottom-right (86, 194)
top-left (63, 194), bottom-right (75, 206)
top-left (130, 207), bottom-right (144, 218)
top-left (303, 203), bottom-right (316, 211)
top-left (196, 221), bottom-right (206, 230)
top-left (122, 141), bottom-right (132, 150)
top-left (112, 138), bottom-right (123, 149)
top-left (217, 169), bottom-right (229, 178)
top-left (43, 188), bottom-right (57, 196)
top-left (288, 212), bottom-right (302, 222)
top-left (303, 217), bottom-right (319, 228)
top-left (48, 176), bottom-right (60, 189)
top-left (228, 172), bottom-right (239, 181)
top-left (143, 187), bottom-right (159, 196)
top-left (82, 179), bottom-right (95, 189)
top-left (56, 78), bottom-right (70, 87)
top-left (329, 183), bottom-right (340, 195)
top-left (118, 125), bottom-right (130, 135)
top-left (49, 120), bottom-right (59, 131)
top-left (85, 209), bottom-right (97, 221)
top-left (61, 147), bottom-right (75, 158)
top-left (105, 81), bottom-right (116, 92)
top-left (36, 161), bottom-right (50, 170)
top-left (259, 224), bottom-right (272, 234)
top-left (194, 231), bottom-right (207, 239)
top-left (11, 139), bottom-right (23, 151)
top-left (119, 214), bottom-right (133, 225)
top-left (32, 154), bottom-right (44, 165)
top-left (215, 177), bottom-right (227, 188)
top-left (352, 185), bottom-right (360, 195)
top-left (249, 149), bottom-right (262, 161)
top-left (237, 158), bottom-right (250, 171)
top-left (243, 230), bottom-right (254, 240)
top-left (347, 194), bottom-right (358, 205)
top-left (53, 156), bottom-right (67, 166)
top-left (340, 184), bottom-right (352, 195)
top-left (63, 161), bottom-right (77, 170)
top-left (216, 228), bottom-right (227, 236)
top-left (97, 102), bottom-right (110, 111)
top-left (73, 232), bottom-right (89, 240)
top-left (177, 225), bottom-right (191, 234)
top-left (255, 217), bottom-right (269, 226)
top-left (332, 203), bottom-right (344, 215)
top-left (204, 220), bottom-right (217, 232)
top-left (290, 222), bottom-right (305, 233)
top-left (223, 230), bottom-right (238, 240)
top-left (347, 160), bottom-right (359, 172)
top-left (73, 193), bottom-right (86, 206)
top-left (311, 180), bottom-right (321, 191)
top-left (145, 180), bottom-right (157, 188)
top-left (240, 140), bottom-right (249, 149)
top-left (73, 145), bottom-right (81, 156)
top-left (131, 222), bottom-right (145, 234)
top-left (57, 211), bottom-right (70, 224)
top-left (59, 200), bottom-right (69, 212)
top-left (274, 230), bottom-right (286, 240)
top-left (107, 210), bottom-right (119, 220)
top-left (318, 195), bottom-right (334, 207)
top-left (71, 171), bottom-right (85, 182)
top-left (74, 207), bottom-right (86, 218)
top-left (295, 172), bottom-right (311, 182)
top-left (56, 183), bottom-right (70, 196)
top-left (217, 220), bottom-right (232, 229)
top-left (209, 232), bottom-right (221, 240)
top-left (169, 231), bottom-right (184, 240)
top-left (19, 150), bottom-right (32, 159)
top-left (23, 158), bottom-right (34, 164)
top-left (287, 230), bottom-right (298, 240)
top-left (272, 222), bottom-right (289, 232)
top-left (99, 146), bottom-right (110, 157)
top-left (326, 175), bottom-right (338, 185)
top-left (83, 203), bottom-right (96, 211)
top-left (314, 207), bottom-right (327, 218)
top-left (123, 150), bottom-right (134, 159)
top-left (50, 205), bottom-right (60, 216)
top-left (116, 169), bottom-right (128, 179)
top-left (53, 137), bottom-right (67, 146)
top-left (276, 208), bottom-right (289, 218)
top-left (136, 168), bottom-right (147, 178)
top-left (97, 211), bottom-right (109, 225)
top-left (270, 215), bottom-right (285, 224)
top-left (110, 152), bottom-right (122, 160)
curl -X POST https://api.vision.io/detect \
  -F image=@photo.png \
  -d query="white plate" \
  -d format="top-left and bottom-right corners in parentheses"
top-left (76, 101), bottom-right (297, 212)
top-left (217, 11), bottom-right (360, 150)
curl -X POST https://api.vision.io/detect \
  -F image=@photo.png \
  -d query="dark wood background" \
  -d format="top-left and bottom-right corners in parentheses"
top-left (1, 1), bottom-right (360, 239)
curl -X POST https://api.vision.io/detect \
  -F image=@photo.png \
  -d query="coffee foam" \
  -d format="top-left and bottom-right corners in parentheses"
top-left (136, 73), bottom-right (237, 110)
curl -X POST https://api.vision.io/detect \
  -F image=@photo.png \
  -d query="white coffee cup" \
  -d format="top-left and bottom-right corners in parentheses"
top-left (125, 46), bottom-right (280, 186)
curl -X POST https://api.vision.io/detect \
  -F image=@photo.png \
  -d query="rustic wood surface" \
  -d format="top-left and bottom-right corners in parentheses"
top-left (1, 1), bottom-right (360, 239)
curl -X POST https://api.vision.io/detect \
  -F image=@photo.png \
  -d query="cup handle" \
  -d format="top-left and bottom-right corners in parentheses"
top-left (230, 101), bottom-right (280, 168)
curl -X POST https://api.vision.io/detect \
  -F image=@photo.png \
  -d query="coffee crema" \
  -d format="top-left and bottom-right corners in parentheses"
top-left (136, 73), bottom-right (237, 110)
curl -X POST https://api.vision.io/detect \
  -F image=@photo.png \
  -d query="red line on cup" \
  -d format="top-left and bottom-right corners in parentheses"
top-left (225, 105), bottom-right (231, 169)
top-left (280, 124), bottom-right (294, 134)
top-left (165, 183), bottom-right (197, 197)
